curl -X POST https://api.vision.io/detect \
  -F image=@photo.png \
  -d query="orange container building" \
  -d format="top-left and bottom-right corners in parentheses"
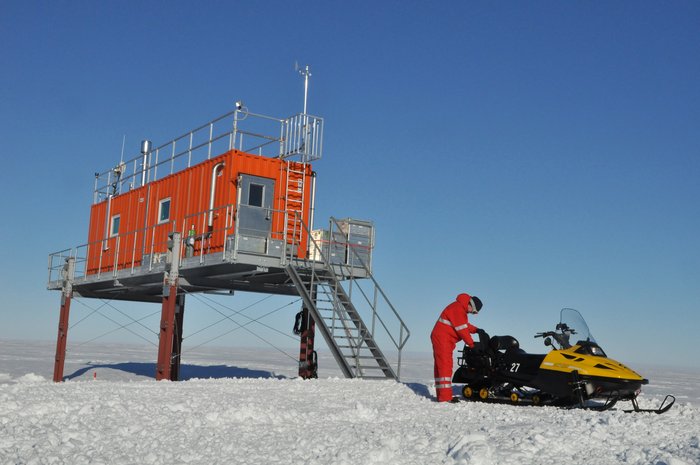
top-left (85, 149), bottom-right (313, 276)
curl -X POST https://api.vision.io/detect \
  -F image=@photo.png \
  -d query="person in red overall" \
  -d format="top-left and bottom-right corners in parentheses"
top-left (431, 293), bottom-right (483, 402)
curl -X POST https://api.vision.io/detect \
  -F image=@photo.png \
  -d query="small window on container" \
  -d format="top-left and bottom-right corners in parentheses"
top-left (248, 184), bottom-right (264, 207)
top-left (158, 198), bottom-right (171, 224)
top-left (110, 215), bottom-right (121, 237)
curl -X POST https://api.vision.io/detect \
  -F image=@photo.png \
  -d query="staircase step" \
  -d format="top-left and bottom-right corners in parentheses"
top-left (348, 365), bottom-right (387, 370)
top-left (322, 317), bottom-right (363, 325)
top-left (327, 326), bottom-right (365, 332)
top-left (338, 347), bottom-right (378, 354)
top-left (331, 335), bottom-right (364, 341)
top-left (349, 355), bottom-right (386, 361)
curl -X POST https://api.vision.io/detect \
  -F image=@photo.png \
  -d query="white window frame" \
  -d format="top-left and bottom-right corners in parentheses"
top-left (158, 198), bottom-right (171, 224)
top-left (110, 214), bottom-right (121, 237)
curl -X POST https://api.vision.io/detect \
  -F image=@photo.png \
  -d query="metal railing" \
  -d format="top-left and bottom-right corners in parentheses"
top-left (93, 108), bottom-right (323, 203)
top-left (48, 221), bottom-right (178, 284)
top-left (47, 203), bottom-right (305, 286)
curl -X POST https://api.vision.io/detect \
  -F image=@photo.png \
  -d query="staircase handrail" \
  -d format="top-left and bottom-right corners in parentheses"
top-left (328, 217), bottom-right (411, 351)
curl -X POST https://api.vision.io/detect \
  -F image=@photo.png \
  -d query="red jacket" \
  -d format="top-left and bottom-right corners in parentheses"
top-left (431, 293), bottom-right (478, 348)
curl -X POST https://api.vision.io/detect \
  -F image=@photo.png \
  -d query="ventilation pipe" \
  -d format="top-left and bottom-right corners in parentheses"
top-left (307, 171), bottom-right (317, 256)
top-left (102, 194), bottom-right (112, 251)
top-left (208, 162), bottom-right (225, 228)
top-left (309, 171), bottom-right (317, 230)
top-left (140, 140), bottom-right (152, 187)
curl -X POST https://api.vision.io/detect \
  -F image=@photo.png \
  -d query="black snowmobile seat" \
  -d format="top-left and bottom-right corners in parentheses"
top-left (469, 329), bottom-right (490, 352)
top-left (489, 335), bottom-right (520, 353)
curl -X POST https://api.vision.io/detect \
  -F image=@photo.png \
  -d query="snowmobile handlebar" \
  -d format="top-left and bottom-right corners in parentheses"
top-left (534, 328), bottom-right (577, 339)
top-left (534, 328), bottom-right (576, 349)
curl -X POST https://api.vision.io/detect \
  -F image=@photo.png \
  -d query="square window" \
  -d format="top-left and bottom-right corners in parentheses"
top-left (110, 215), bottom-right (120, 237)
top-left (248, 184), bottom-right (264, 207)
top-left (158, 198), bottom-right (171, 223)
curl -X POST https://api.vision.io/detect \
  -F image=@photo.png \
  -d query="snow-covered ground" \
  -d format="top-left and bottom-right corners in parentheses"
top-left (1, 340), bottom-right (699, 465)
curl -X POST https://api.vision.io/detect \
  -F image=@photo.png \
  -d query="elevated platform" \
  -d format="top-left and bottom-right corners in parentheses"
top-left (48, 247), bottom-right (368, 303)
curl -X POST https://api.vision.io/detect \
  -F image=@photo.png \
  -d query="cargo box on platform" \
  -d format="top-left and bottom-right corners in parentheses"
top-left (308, 218), bottom-right (374, 271)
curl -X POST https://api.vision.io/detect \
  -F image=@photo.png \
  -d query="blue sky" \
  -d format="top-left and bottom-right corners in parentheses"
top-left (1, 2), bottom-right (698, 370)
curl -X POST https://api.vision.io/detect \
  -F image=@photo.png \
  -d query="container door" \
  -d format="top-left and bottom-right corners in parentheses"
top-left (237, 175), bottom-right (275, 254)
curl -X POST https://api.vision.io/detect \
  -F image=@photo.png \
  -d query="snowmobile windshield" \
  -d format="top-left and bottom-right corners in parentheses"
top-left (559, 308), bottom-right (596, 346)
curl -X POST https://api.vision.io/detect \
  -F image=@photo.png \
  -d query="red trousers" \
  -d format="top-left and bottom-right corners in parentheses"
top-left (431, 331), bottom-right (456, 402)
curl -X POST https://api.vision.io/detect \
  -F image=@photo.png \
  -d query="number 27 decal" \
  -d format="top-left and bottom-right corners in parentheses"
top-left (510, 363), bottom-right (520, 372)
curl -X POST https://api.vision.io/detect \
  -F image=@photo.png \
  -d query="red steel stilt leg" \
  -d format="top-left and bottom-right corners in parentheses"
top-left (170, 294), bottom-right (185, 381)
top-left (53, 293), bottom-right (72, 382)
top-left (298, 306), bottom-right (317, 379)
top-left (156, 285), bottom-right (178, 381)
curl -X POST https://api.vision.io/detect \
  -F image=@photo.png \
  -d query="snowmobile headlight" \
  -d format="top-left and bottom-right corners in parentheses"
top-left (590, 346), bottom-right (605, 356)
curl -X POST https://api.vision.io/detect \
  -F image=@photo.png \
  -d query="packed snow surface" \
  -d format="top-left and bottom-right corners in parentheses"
top-left (1, 340), bottom-right (699, 465)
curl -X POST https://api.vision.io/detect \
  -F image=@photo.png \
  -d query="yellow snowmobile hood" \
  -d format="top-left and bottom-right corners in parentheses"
top-left (539, 345), bottom-right (646, 381)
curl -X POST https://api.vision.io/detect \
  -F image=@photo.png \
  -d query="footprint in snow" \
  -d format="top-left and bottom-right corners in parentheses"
top-left (447, 433), bottom-right (493, 465)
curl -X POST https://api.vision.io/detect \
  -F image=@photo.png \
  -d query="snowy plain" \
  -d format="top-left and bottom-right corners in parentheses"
top-left (1, 339), bottom-right (699, 465)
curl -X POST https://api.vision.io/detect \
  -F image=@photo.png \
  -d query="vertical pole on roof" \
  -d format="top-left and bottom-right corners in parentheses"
top-left (53, 258), bottom-right (75, 382)
top-left (141, 140), bottom-right (152, 187)
top-left (207, 123), bottom-right (213, 159)
top-left (297, 64), bottom-right (311, 115)
top-left (156, 232), bottom-right (182, 381)
top-left (297, 64), bottom-right (311, 161)
top-left (232, 104), bottom-right (239, 151)
top-left (188, 132), bottom-right (194, 167)
top-left (93, 172), bottom-right (99, 204)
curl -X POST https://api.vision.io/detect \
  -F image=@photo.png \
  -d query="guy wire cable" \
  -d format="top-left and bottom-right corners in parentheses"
top-left (187, 292), bottom-right (300, 343)
top-left (185, 292), bottom-right (275, 339)
top-left (70, 297), bottom-right (158, 347)
top-left (185, 293), bottom-right (301, 357)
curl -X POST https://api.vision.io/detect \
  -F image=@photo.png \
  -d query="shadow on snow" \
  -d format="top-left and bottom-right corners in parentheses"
top-left (64, 362), bottom-right (284, 381)
top-left (403, 382), bottom-right (433, 399)
top-left (63, 362), bottom-right (437, 402)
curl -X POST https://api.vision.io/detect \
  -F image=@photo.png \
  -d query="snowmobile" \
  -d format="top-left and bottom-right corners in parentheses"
top-left (452, 308), bottom-right (674, 413)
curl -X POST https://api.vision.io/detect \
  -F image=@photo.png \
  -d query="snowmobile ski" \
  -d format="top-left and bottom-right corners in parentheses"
top-left (623, 395), bottom-right (676, 414)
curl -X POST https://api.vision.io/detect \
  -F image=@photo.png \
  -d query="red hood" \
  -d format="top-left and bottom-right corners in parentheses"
top-left (456, 293), bottom-right (471, 309)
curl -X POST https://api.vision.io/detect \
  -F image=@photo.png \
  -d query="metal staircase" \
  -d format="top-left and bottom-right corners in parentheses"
top-left (285, 218), bottom-right (410, 380)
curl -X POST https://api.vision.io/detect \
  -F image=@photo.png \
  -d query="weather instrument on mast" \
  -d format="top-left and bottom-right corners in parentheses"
top-left (295, 62), bottom-right (311, 114)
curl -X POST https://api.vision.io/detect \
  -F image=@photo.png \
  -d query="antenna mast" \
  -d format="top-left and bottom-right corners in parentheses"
top-left (297, 64), bottom-right (311, 114)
